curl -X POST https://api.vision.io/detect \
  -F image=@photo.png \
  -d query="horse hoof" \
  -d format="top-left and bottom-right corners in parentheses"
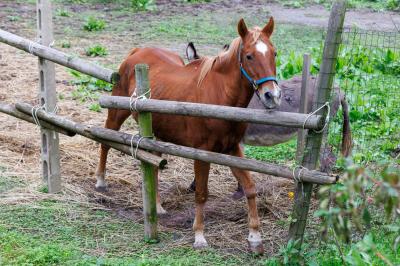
top-left (193, 241), bottom-right (208, 250)
top-left (157, 204), bottom-right (167, 215)
top-left (232, 190), bottom-right (245, 200)
top-left (95, 186), bottom-right (108, 192)
top-left (188, 181), bottom-right (196, 193)
top-left (247, 240), bottom-right (264, 255)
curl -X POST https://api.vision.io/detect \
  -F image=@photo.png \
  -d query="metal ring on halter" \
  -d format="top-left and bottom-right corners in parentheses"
top-left (302, 102), bottom-right (331, 133)
top-left (130, 135), bottom-right (146, 160)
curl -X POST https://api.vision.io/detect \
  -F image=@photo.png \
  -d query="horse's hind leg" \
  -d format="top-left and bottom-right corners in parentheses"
top-left (153, 153), bottom-right (167, 215)
top-left (95, 108), bottom-right (131, 191)
top-left (230, 145), bottom-right (264, 254)
top-left (192, 160), bottom-right (210, 249)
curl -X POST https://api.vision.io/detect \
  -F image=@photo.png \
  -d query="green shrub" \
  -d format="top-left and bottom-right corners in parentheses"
top-left (83, 16), bottom-right (106, 32)
top-left (85, 44), bottom-right (108, 57)
top-left (386, 0), bottom-right (400, 10)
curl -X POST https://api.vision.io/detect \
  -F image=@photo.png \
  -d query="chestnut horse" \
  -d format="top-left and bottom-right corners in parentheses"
top-left (96, 18), bottom-right (281, 253)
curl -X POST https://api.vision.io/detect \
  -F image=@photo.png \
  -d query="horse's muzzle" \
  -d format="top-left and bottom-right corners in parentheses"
top-left (260, 83), bottom-right (281, 109)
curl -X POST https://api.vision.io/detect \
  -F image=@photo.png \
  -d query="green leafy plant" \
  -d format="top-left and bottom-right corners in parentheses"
top-left (315, 160), bottom-right (400, 265)
top-left (85, 44), bottom-right (108, 57)
top-left (83, 16), bottom-right (106, 32)
top-left (61, 42), bottom-right (71, 48)
top-left (89, 103), bottom-right (102, 112)
top-left (69, 70), bottom-right (112, 111)
top-left (131, 0), bottom-right (156, 11)
top-left (56, 9), bottom-right (71, 17)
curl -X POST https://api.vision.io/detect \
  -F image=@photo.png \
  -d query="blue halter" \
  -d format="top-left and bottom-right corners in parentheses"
top-left (238, 42), bottom-right (278, 90)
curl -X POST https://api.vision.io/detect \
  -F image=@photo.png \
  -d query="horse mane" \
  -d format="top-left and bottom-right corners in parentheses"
top-left (197, 28), bottom-right (262, 87)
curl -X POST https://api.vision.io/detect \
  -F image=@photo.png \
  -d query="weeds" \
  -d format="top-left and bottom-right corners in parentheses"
top-left (131, 0), bottom-right (155, 11)
top-left (69, 70), bottom-right (112, 111)
top-left (56, 8), bottom-right (71, 17)
top-left (83, 16), bottom-right (106, 32)
top-left (85, 44), bottom-right (108, 57)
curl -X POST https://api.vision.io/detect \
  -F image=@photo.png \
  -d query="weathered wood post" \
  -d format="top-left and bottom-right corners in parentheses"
top-left (289, 0), bottom-right (347, 247)
top-left (296, 54), bottom-right (312, 162)
top-left (135, 64), bottom-right (158, 242)
top-left (37, 0), bottom-right (61, 193)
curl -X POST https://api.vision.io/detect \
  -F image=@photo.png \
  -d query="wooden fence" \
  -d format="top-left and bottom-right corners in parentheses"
top-left (0, 0), bottom-right (347, 251)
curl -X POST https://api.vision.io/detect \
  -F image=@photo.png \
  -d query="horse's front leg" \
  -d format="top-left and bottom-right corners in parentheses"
top-left (230, 145), bottom-right (264, 254)
top-left (192, 160), bottom-right (210, 249)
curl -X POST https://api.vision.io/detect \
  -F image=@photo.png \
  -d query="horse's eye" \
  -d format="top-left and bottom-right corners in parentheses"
top-left (274, 51), bottom-right (277, 57)
top-left (246, 54), bottom-right (253, 60)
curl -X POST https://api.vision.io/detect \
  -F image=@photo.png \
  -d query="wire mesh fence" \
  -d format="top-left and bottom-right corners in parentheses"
top-left (328, 28), bottom-right (400, 162)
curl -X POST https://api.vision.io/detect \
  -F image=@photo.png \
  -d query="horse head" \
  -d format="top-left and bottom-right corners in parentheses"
top-left (237, 17), bottom-right (281, 109)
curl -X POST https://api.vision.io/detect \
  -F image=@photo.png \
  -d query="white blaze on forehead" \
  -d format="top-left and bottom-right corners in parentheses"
top-left (255, 41), bottom-right (268, 56)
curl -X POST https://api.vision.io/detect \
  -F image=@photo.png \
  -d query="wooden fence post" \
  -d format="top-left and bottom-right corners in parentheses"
top-left (37, 0), bottom-right (61, 193)
top-left (135, 64), bottom-right (158, 242)
top-left (288, 0), bottom-right (347, 247)
top-left (296, 54), bottom-right (311, 162)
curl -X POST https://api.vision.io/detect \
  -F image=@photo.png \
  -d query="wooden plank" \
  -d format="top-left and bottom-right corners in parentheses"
top-left (88, 126), bottom-right (338, 185)
top-left (0, 29), bottom-right (118, 84)
top-left (14, 102), bottom-right (167, 169)
top-left (288, 0), bottom-right (347, 247)
top-left (296, 54), bottom-right (312, 162)
top-left (37, 0), bottom-right (61, 193)
top-left (99, 96), bottom-right (324, 130)
top-left (135, 64), bottom-right (158, 242)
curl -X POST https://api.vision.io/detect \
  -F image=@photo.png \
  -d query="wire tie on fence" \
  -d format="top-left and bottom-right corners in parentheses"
top-left (31, 105), bottom-right (45, 128)
top-left (302, 102), bottom-right (330, 133)
top-left (28, 40), bottom-right (38, 55)
top-left (130, 134), bottom-right (146, 160)
top-left (292, 165), bottom-right (306, 183)
top-left (129, 88), bottom-right (151, 112)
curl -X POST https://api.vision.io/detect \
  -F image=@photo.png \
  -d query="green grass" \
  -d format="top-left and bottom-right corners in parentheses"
top-left (0, 199), bottom-right (258, 265)
top-left (245, 139), bottom-right (297, 165)
top-left (276, 0), bottom-right (399, 11)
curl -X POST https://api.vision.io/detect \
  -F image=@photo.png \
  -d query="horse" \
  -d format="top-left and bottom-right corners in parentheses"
top-left (186, 43), bottom-right (352, 199)
top-left (96, 17), bottom-right (281, 254)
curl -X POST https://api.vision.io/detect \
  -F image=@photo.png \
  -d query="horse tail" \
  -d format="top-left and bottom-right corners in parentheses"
top-left (340, 96), bottom-right (352, 157)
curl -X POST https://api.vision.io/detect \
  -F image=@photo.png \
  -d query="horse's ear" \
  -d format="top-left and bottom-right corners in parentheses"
top-left (262, 17), bottom-right (274, 37)
top-left (237, 18), bottom-right (248, 39)
top-left (186, 42), bottom-right (199, 61)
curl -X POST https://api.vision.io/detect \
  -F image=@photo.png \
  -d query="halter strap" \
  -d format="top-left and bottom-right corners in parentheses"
top-left (238, 42), bottom-right (278, 89)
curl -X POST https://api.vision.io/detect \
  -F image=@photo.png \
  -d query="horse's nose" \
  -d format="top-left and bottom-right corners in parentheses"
top-left (264, 91), bottom-right (273, 101)
top-left (264, 91), bottom-right (271, 100)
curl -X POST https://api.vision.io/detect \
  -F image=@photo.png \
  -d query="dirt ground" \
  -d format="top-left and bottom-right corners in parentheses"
top-left (0, 0), bottom-right (397, 255)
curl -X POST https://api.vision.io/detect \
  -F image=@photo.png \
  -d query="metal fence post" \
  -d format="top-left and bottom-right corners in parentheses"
top-left (37, 0), bottom-right (61, 193)
top-left (288, 0), bottom-right (347, 247)
top-left (135, 64), bottom-right (158, 242)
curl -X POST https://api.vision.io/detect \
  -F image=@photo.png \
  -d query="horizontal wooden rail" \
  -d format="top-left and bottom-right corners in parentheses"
top-left (88, 126), bottom-right (338, 185)
top-left (0, 103), bottom-right (76, 137)
top-left (8, 102), bottom-right (166, 169)
top-left (99, 96), bottom-right (324, 130)
top-left (0, 29), bottom-right (119, 84)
